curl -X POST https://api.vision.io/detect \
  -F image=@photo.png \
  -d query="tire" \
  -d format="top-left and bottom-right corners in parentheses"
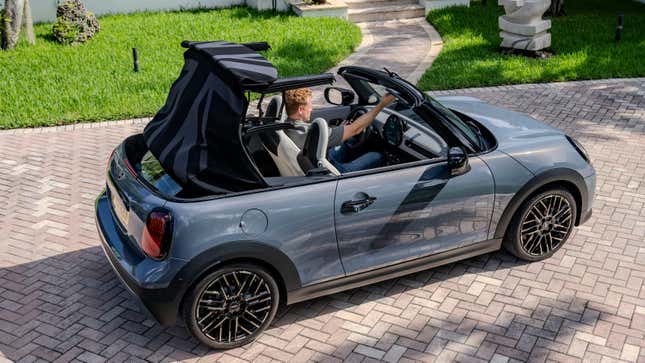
top-left (503, 188), bottom-right (577, 261)
top-left (183, 263), bottom-right (280, 349)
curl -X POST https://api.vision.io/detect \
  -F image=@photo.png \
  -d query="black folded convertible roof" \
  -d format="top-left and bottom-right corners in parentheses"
top-left (181, 40), bottom-right (279, 91)
top-left (143, 40), bottom-right (336, 195)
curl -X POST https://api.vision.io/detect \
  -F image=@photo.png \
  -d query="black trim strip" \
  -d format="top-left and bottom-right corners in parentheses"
top-left (286, 238), bottom-right (502, 304)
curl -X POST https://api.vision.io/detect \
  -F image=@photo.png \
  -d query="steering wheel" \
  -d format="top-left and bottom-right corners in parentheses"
top-left (344, 106), bottom-right (373, 150)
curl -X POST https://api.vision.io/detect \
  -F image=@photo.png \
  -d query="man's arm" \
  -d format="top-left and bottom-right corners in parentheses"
top-left (341, 94), bottom-right (396, 142)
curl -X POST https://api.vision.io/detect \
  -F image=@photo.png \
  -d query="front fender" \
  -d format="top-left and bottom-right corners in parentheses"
top-left (493, 168), bottom-right (589, 239)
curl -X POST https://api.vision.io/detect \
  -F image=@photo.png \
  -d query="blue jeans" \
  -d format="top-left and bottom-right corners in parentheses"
top-left (328, 144), bottom-right (384, 173)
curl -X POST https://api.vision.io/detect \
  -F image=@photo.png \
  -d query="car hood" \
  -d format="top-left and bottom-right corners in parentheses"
top-left (434, 95), bottom-right (564, 149)
top-left (434, 95), bottom-right (592, 176)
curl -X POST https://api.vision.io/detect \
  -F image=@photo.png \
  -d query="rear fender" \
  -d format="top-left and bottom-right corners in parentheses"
top-left (170, 241), bottom-right (301, 315)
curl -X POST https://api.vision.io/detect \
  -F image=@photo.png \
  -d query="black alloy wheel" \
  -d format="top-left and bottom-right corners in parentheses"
top-left (184, 264), bottom-right (279, 349)
top-left (504, 188), bottom-right (577, 261)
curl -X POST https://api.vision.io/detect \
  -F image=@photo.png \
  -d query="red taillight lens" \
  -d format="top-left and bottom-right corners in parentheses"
top-left (141, 210), bottom-right (172, 259)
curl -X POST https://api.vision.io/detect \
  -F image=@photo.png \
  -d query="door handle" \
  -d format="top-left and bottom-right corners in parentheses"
top-left (341, 196), bottom-right (376, 214)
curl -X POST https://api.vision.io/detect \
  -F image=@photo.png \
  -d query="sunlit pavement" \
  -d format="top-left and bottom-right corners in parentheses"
top-left (0, 78), bottom-right (644, 362)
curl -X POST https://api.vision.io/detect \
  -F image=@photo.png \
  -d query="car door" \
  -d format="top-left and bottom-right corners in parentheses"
top-left (334, 157), bottom-right (494, 275)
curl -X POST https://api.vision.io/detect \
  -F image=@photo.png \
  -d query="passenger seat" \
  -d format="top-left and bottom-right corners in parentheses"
top-left (262, 96), bottom-right (305, 176)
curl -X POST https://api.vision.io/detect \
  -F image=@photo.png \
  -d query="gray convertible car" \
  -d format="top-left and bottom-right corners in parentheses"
top-left (95, 41), bottom-right (595, 349)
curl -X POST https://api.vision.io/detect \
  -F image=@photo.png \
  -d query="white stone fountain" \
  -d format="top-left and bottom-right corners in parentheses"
top-left (498, 0), bottom-right (552, 52)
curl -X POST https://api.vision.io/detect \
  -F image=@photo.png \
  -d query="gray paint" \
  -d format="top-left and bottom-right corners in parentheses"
top-left (477, 150), bottom-right (535, 240)
top-left (334, 158), bottom-right (494, 274)
top-left (97, 94), bottom-right (596, 317)
top-left (165, 180), bottom-right (344, 285)
top-left (437, 95), bottom-right (594, 178)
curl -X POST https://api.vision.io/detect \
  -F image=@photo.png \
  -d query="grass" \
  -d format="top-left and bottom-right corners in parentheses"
top-left (0, 7), bottom-right (361, 128)
top-left (418, 0), bottom-right (645, 90)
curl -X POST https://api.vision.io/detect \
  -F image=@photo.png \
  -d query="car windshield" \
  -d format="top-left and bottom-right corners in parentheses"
top-left (425, 96), bottom-right (480, 148)
top-left (355, 77), bottom-right (480, 148)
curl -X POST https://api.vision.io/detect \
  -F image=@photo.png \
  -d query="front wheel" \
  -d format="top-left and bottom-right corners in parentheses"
top-left (183, 263), bottom-right (279, 349)
top-left (503, 188), bottom-right (577, 261)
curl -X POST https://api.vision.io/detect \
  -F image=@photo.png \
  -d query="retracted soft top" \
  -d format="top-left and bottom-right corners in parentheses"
top-left (143, 40), bottom-right (337, 195)
top-left (143, 41), bottom-right (276, 195)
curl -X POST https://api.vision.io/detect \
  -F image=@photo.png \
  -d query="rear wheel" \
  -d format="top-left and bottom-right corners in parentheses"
top-left (183, 263), bottom-right (279, 349)
top-left (503, 188), bottom-right (577, 261)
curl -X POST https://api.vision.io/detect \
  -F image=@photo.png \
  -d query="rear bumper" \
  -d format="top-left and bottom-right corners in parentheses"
top-left (95, 191), bottom-right (183, 326)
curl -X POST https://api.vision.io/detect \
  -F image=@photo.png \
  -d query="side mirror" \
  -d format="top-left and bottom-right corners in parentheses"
top-left (447, 146), bottom-right (470, 176)
top-left (325, 87), bottom-right (355, 106)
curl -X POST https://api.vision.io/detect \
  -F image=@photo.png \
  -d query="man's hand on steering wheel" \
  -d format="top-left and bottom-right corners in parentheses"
top-left (340, 93), bottom-right (397, 143)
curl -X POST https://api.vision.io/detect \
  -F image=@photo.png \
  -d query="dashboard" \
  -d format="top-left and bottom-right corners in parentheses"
top-left (371, 108), bottom-right (448, 161)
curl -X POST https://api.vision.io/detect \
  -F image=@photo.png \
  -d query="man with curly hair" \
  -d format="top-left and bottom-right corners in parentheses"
top-left (283, 87), bottom-right (395, 173)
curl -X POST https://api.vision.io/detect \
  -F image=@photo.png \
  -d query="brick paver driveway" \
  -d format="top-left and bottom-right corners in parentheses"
top-left (1, 78), bottom-right (644, 363)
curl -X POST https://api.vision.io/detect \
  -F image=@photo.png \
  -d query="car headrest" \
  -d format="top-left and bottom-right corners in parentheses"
top-left (265, 95), bottom-right (281, 120)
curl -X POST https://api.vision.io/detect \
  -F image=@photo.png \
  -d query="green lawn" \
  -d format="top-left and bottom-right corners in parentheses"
top-left (418, 0), bottom-right (645, 90)
top-left (0, 7), bottom-right (361, 128)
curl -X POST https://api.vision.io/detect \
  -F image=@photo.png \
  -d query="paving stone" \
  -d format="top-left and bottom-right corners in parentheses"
top-left (0, 34), bottom-right (644, 363)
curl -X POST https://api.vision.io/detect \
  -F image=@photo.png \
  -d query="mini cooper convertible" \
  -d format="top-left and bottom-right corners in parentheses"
top-left (96, 40), bottom-right (595, 349)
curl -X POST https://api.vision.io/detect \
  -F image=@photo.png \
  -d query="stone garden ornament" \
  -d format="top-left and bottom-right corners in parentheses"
top-left (52, 0), bottom-right (100, 45)
top-left (499, 0), bottom-right (552, 54)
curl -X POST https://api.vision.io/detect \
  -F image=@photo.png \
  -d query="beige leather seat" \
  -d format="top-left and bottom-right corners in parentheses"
top-left (263, 96), bottom-right (304, 176)
top-left (297, 118), bottom-right (340, 176)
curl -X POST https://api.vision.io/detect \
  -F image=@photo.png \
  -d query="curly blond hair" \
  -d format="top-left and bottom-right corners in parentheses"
top-left (284, 88), bottom-right (312, 116)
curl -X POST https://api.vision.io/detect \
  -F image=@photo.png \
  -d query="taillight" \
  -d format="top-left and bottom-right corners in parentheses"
top-left (123, 157), bottom-right (137, 177)
top-left (141, 209), bottom-right (173, 259)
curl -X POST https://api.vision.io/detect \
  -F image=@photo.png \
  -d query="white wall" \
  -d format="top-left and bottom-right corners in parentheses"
top-left (8, 0), bottom-right (288, 24)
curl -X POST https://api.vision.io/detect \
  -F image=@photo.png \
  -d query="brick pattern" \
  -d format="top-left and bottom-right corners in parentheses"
top-left (1, 78), bottom-right (644, 362)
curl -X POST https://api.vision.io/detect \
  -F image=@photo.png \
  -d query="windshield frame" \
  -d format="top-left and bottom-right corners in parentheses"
top-left (339, 66), bottom-right (482, 152)
top-left (424, 95), bottom-right (481, 152)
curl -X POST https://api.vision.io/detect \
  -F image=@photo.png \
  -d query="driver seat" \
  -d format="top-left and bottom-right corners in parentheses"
top-left (297, 118), bottom-right (341, 176)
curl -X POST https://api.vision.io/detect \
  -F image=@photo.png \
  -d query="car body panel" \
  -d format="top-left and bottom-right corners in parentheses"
top-left (436, 96), bottom-right (595, 178)
top-left (335, 157), bottom-right (494, 274)
top-left (96, 192), bottom-right (188, 325)
top-left (96, 64), bottom-right (596, 329)
top-left (164, 180), bottom-right (344, 286)
top-left (108, 144), bottom-right (167, 248)
top-left (477, 150), bottom-right (535, 240)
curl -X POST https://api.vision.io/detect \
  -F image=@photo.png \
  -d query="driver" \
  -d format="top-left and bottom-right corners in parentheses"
top-left (283, 87), bottom-right (396, 173)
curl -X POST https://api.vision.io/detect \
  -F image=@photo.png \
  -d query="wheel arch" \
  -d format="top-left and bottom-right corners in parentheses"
top-left (494, 168), bottom-right (588, 239)
top-left (170, 240), bottom-right (301, 324)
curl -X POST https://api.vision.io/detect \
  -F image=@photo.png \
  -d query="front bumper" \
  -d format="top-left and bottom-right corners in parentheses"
top-left (579, 172), bottom-right (596, 225)
top-left (95, 191), bottom-right (182, 326)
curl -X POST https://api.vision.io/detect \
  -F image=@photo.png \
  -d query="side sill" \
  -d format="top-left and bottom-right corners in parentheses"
top-left (286, 238), bottom-right (502, 305)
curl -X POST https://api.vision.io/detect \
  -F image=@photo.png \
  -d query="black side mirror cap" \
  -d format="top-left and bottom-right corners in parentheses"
top-left (325, 87), bottom-right (355, 106)
top-left (447, 146), bottom-right (470, 176)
